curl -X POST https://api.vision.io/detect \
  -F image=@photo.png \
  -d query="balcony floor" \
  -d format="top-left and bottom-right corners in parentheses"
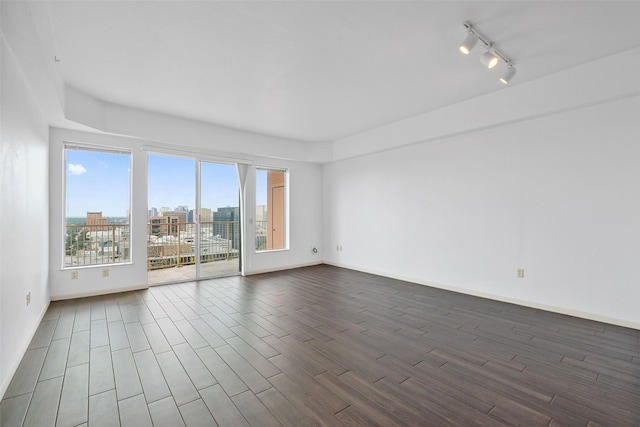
top-left (147, 259), bottom-right (240, 285)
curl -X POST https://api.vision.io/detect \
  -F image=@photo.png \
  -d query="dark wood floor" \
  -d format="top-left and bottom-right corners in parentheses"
top-left (1, 265), bottom-right (638, 426)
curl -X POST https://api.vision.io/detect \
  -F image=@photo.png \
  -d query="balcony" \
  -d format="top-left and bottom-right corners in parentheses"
top-left (65, 221), bottom-right (239, 282)
top-left (147, 221), bottom-right (239, 271)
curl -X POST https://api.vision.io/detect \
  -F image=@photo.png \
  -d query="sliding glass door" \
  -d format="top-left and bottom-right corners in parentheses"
top-left (198, 161), bottom-right (240, 279)
top-left (147, 154), bottom-right (240, 285)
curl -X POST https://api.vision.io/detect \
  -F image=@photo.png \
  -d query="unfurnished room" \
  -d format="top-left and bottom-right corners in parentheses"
top-left (0, 1), bottom-right (639, 426)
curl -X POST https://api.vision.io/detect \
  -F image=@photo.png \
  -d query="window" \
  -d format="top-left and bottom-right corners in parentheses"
top-left (256, 168), bottom-right (288, 251)
top-left (64, 145), bottom-right (131, 267)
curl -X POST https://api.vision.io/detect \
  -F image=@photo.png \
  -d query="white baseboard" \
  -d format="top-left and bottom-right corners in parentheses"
top-left (323, 261), bottom-right (640, 330)
top-left (244, 261), bottom-right (323, 276)
top-left (50, 283), bottom-right (149, 301)
top-left (0, 300), bottom-right (50, 401)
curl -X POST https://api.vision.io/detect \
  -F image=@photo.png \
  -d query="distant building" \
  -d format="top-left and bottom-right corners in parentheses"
top-left (187, 208), bottom-right (211, 223)
top-left (161, 210), bottom-right (187, 232)
top-left (201, 208), bottom-right (212, 223)
top-left (176, 205), bottom-right (189, 212)
top-left (213, 207), bottom-right (239, 248)
top-left (150, 215), bottom-right (180, 237)
top-left (86, 211), bottom-right (108, 231)
top-left (213, 207), bottom-right (238, 225)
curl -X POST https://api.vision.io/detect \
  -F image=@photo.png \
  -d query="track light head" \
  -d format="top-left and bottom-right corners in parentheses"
top-left (480, 46), bottom-right (500, 69)
top-left (499, 65), bottom-right (517, 84)
top-left (459, 32), bottom-right (478, 55)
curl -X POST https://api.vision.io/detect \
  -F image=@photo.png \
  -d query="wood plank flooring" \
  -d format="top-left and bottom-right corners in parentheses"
top-left (1, 264), bottom-right (638, 426)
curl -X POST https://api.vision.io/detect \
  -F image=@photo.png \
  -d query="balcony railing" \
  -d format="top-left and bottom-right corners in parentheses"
top-left (255, 220), bottom-right (267, 250)
top-left (147, 221), bottom-right (239, 271)
top-left (64, 221), bottom-right (239, 270)
top-left (65, 223), bottom-right (130, 267)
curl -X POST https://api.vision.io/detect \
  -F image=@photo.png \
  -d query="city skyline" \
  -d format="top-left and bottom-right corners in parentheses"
top-left (66, 150), bottom-right (267, 219)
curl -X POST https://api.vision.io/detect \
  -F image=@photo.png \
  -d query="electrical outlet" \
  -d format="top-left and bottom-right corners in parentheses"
top-left (517, 268), bottom-right (525, 278)
top-left (102, 268), bottom-right (109, 278)
top-left (26, 291), bottom-right (31, 306)
top-left (339, 245), bottom-right (343, 252)
top-left (71, 271), bottom-right (78, 280)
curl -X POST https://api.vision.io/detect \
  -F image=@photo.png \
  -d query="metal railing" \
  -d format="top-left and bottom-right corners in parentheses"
top-left (255, 220), bottom-right (268, 250)
top-left (64, 221), bottom-right (240, 270)
top-left (65, 223), bottom-right (130, 267)
top-left (147, 221), bottom-right (239, 271)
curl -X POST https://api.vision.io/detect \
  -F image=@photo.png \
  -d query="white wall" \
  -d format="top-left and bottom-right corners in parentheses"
top-left (323, 95), bottom-right (640, 328)
top-left (65, 86), bottom-right (333, 163)
top-left (0, 35), bottom-right (50, 398)
top-left (243, 158), bottom-right (324, 274)
top-left (49, 128), bottom-right (323, 299)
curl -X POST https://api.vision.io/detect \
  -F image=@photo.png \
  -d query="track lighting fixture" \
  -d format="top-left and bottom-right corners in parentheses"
top-left (459, 22), bottom-right (516, 84)
top-left (499, 65), bottom-right (517, 84)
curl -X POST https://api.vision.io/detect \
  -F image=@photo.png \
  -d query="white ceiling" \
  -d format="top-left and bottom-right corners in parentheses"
top-left (42, 1), bottom-right (640, 143)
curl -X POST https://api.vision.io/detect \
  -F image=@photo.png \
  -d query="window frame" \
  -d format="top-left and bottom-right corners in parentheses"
top-left (62, 142), bottom-right (133, 269)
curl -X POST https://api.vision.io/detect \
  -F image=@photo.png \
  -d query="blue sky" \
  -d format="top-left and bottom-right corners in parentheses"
top-left (256, 169), bottom-right (267, 207)
top-left (66, 149), bottom-right (131, 217)
top-left (148, 154), bottom-right (243, 213)
top-left (66, 150), bottom-right (266, 218)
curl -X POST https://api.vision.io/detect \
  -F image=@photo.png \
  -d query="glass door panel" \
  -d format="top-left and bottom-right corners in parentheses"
top-left (147, 154), bottom-right (196, 284)
top-left (199, 161), bottom-right (240, 278)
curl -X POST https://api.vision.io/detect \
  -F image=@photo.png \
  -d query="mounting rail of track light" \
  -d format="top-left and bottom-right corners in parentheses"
top-left (459, 21), bottom-right (517, 84)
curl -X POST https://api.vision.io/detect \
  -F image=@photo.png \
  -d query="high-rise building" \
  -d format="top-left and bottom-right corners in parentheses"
top-left (213, 207), bottom-right (239, 223)
top-left (213, 207), bottom-right (239, 248)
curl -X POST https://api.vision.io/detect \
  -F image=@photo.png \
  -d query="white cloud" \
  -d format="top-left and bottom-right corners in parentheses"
top-left (68, 163), bottom-right (87, 175)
